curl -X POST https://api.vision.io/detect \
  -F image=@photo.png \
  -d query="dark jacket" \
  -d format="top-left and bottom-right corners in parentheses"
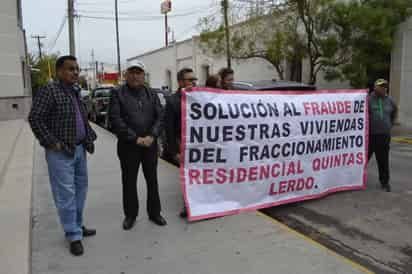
top-left (368, 92), bottom-right (398, 135)
top-left (28, 81), bottom-right (97, 155)
top-left (164, 90), bottom-right (181, 156)
top-left (109, 84), bottom-right (163, 143)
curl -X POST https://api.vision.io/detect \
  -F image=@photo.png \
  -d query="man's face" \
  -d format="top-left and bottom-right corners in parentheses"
top-left (126, 68), bottom-right (145, 89)
top-left (57, 60), bottom-right (79, 85)
top-left (375, 84), bottom-right (387, 97)
top-left (222, 73), bottom-right (234, 89)
top-left (178, 72), bottom-right (197, 89)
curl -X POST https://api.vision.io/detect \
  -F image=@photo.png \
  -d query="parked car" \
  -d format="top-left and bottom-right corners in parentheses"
top-left (80, 89), bottom-right (93, 119)
top-left (89, 87), bottom-right (113, 124)
top-left (232, 79), bottom-right (316, 91)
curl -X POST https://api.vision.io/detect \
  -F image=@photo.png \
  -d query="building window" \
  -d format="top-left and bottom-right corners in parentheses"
top-left (201, 65), bottom-right (210, 85)
top-left (166, 70), bottom-right (172, 90)
top-left (289, 58), bottom-right (302, 82)
top-left (21, 61), bottom-right (26, 88)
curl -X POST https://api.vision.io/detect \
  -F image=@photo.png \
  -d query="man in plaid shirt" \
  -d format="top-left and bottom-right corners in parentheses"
top-left (29, 55), bottom-right (97, 256)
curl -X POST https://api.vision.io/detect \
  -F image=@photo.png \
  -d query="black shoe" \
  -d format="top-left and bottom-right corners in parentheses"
top-left (179, 210), bottom-right (187, 218)
top-left (149, 215), bottom-right (167, 226)
top-left (122, 218), bottom-right (136, 230)
top-left (70, 240), bottom-right (84, 256)
top-left (82, 226), bottom-right (96, 237)
top-left (384, 184), bottom-right (391, 192)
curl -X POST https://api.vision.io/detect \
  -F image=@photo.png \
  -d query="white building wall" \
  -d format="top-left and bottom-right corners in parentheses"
top-left (0, 0), bottom-right (31, 120)
top-left (129, 36), bottom-right (356, 94)
top-left (391, 18), bottom-right (412, 127)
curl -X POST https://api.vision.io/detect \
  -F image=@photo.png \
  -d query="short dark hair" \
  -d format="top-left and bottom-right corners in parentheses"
top-left (205, 74), bottom-right (220, 88)
top-left (177, 68), bottom-right (193, 81)
top-left (219, 67), bottom-right (234, 80)
top-left (55, 55), bottom-right (77, 71)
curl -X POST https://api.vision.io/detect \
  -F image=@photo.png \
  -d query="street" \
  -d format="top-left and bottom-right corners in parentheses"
top-left (31, 125), bottom-right (372, 274)
top-left (262, 140), bottom-right (412, 274)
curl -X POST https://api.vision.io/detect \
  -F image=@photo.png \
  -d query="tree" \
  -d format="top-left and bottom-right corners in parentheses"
top-left (29, 54), bottom-right (57, 95)
top-left (323, 0), bottom-right (412, 87)
top-left (199, 2), bottom-right (305, 80)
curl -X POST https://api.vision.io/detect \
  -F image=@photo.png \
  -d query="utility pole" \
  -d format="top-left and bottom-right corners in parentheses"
top-left (161, 0), bottom-right (172, 47)
top-left (31, 35), bottom-right (46, 59)
top-left (115, 0), bottom-right (121, 78)
top-left (68, 0), bottom-right (76, 56)
top-left (165, 13), bottom-right (169, 47)
top-left (222, 0), bottom-right (231, 69)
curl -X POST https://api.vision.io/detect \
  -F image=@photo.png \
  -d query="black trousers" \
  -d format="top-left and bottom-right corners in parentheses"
top-left (368, 134), bottom-right (391, 185)
top-left (117, 141), bottom-right (161, 219)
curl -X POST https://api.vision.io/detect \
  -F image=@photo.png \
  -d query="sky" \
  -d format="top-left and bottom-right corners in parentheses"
top-left (23, 0), bottom-right (220, 68)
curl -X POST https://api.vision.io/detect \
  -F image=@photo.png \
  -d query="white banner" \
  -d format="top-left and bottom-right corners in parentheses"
top-left (181, 88), bottom-right (368, 221)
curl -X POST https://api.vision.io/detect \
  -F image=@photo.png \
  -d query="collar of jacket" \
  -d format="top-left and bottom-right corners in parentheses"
top-left (57, 80), bottom-right (81, 96)
top-left (122, 83), bottom-right (150, 97)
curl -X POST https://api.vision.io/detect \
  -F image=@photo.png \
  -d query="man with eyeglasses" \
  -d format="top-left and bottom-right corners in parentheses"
top-left (29, 55), bottom-right (97, 256)
top-left (368, 78), bottom-right (398, 192)
top-left (164, 68), bottom-right (197, 218)
top-left (109, 61), bottom-right (167, 230)
top-left (218, 67), bottom-right (234, 90)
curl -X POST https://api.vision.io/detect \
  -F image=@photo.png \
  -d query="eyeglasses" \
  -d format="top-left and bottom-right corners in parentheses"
top-left (184, 78), bottom-right (198, 82)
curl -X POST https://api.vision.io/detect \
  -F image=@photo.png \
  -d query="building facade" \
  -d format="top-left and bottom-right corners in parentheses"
top-left (391, 18), bottom-right (412, 127)
top-left (0, 0), bottom-right (31, 121)
top-left (127, 37), bottom-right (350, 93)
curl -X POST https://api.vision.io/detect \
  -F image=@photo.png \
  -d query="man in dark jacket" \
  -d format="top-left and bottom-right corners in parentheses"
top-left (109, 61), bottom-right (166, 229)
top-left (29, 55), bottom-right (97, 256)
top-left (164, 68), bottom-right (197, 218)
top-left (368, 79), bottom-right (398, 192)
top-left (218, 67), bottom-right (234, 90)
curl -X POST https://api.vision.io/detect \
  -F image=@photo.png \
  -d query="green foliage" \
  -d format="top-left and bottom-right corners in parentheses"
top-left (321, 0), bottom-right (412, 87)
top-left (29, 54), bottom-right (58, 95)
top-left (199, 0), bottom-right (412, 86)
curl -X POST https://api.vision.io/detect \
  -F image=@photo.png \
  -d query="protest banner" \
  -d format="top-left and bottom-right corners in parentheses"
top-left (181, 88), bottom-right (368, 221)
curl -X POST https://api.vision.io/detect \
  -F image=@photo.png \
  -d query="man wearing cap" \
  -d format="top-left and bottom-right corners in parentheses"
top-left (368, 79), bottom-right (398, 192)
top-left (109, 61), bottom-right (166, 229)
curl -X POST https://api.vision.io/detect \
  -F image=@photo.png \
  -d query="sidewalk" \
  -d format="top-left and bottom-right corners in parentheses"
top-left (0, 120), bottom-right (34, 274)
top-left (392, 124), bottom-right (412, 144)
top-left (31, 125), bottom-right (372, 274)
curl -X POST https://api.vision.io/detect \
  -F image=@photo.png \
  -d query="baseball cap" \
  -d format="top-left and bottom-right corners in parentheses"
top-left (375, 78), bottom-right (388, 86)
top-left (127, 60), bottom-right (145, 71)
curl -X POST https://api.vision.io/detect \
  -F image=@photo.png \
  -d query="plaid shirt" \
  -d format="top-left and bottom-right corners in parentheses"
top-left (29, 80), bottom-right (97, 155)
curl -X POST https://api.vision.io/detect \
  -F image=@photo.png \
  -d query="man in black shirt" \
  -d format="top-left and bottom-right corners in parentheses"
top-left (109, 61), bottom-right (166, 229)
top-left (164, 68), bottom-right (197, 218)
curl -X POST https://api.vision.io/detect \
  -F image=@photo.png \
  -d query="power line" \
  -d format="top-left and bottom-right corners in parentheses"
top-left (78, 8), bottom-right (217, 22)
top-left (48, 16), bottom-right (67, 51)
top-left (31, 35), bottom-right (46, 59)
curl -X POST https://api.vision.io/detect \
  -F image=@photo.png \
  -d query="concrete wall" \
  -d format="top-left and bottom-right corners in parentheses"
top-left (129, 36), bottom-right (351, 92)
top-left (0, 0), bottom-right (31, 121)
top-left (391, 18), bottom-right (412, 127)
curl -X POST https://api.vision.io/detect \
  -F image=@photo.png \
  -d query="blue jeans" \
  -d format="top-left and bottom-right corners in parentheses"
top-left (46, 145), bottom-right (88, 242)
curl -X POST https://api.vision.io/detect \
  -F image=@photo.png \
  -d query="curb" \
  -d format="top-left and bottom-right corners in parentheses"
top-left (392, 137), bottom-right (412, 145)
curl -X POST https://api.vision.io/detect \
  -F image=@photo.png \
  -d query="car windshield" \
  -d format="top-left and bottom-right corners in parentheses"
top-left (80, 90), bottom-right (90, 98)
top-left (94, 88), bottom-right (111, 97)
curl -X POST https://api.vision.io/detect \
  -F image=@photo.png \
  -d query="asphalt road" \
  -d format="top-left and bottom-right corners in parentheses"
top-left (262, 140), bottom-right (412, 274)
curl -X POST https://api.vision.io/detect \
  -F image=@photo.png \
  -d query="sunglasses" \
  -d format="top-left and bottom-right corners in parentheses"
top-left (184, 78), bottom-right (198, 82)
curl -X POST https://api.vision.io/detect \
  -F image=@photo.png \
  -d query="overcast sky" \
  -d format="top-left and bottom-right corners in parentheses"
top-left (23, 0), bottom-right (219, 68)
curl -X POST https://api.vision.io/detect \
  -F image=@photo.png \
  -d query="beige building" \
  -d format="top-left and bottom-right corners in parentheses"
top-left (0, 0), bottom-right (31, 121)
top-left (391, 17), bottom-right (412, 127)
top-left (127, 36), bottom-right (350, 92)
top-left (129, 17), bottom-right (412, 128)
